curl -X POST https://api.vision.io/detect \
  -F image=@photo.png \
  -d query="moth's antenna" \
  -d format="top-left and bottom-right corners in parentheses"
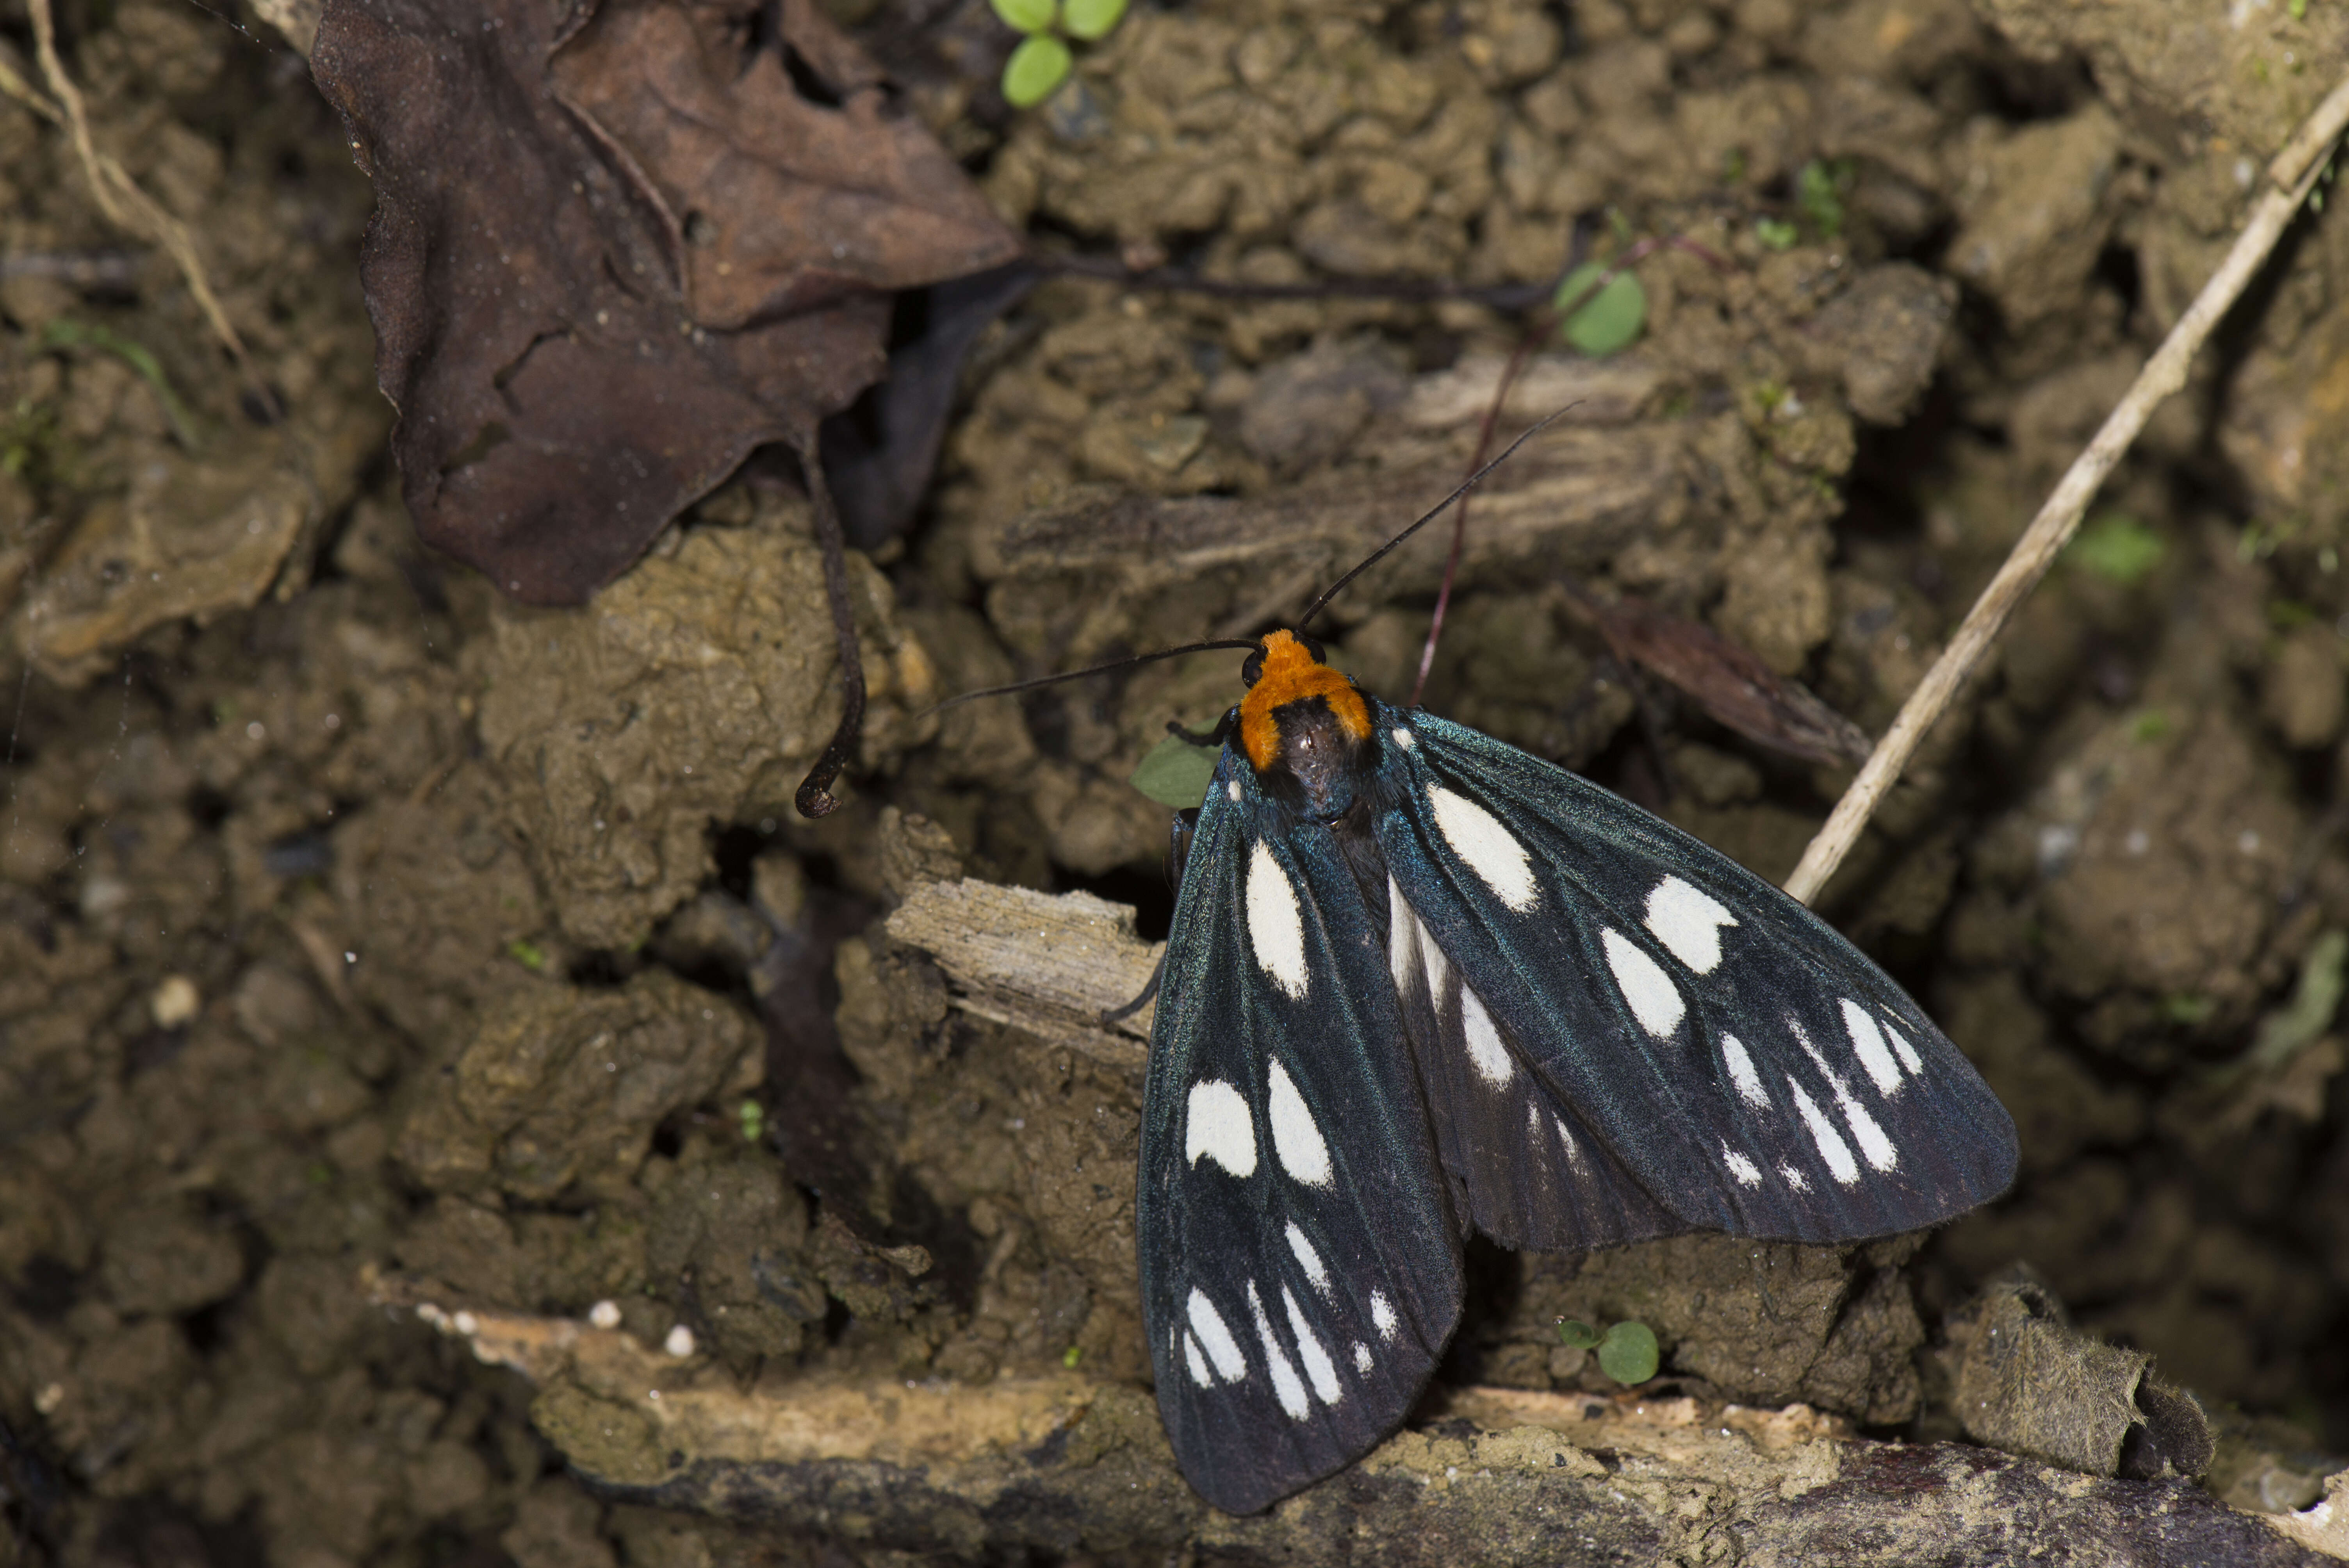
top-left (929, 639), bottom-right (1258, 715)
top-left (1294, 409), bottom-right (1571, 635)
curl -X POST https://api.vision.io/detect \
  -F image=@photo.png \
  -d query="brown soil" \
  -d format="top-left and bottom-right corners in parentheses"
top-left (2, 0), bottom-right (2347, 1563)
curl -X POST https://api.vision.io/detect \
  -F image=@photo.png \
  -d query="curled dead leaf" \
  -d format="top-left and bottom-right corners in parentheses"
top-left (312, 0), bottom-right (1018, 604)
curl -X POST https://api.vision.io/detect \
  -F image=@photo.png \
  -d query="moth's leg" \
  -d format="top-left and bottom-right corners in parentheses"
top-left (1099, 954), bottom-right (1164, 1026)
top-left (1166, 707), bottom-right (1239, 748)
top-left (1099, 802), bottom-right (1199, 1027)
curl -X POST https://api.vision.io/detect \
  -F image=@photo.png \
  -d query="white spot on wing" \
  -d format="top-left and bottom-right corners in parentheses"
top-left (1226, 778), bottom-right (1240, 802)
top-left (1184, 1332), bottom-right (1213, 1387)
top-left (1248, 1280), bottom-right (1310, 1420)
top-left (1644, 876), bottom-right (1738, 974)
top-left (1353, 1341), bottom-right (1374, 1374)
top-left (1882, 1016), bottom-right (1925, 1075)
top-left (1786, 1080), bottom-right (1859, 1185)
top-left (1246, 842), bottom-right (1310, 999)
top-left (1602, 928), bottom-right (1685, 1038)
top-left (1461, 984), bottom-right (1513, 1087)
top-left (1721, 1034), bottom-right (1770, 1108)
top-left (1799, 1031), bottom-right (1899, 1172)
top-left (1185, 1080), bottom-right (1257, 1177)
top-left (1428, 785), bottom-right (1537, 911)
top-left (1386, 875), bottom-right (1420, 998)
top-left (1392, 727), bottom-right (1413, 748)
top-left (1370, 1290), bottom-right (1399, 1342)
top-left (1843, 1098), bottom-right (1896, 1169)
top-left (1267, 1058), bottom-right (1333, 1186)
top-left (1779, 1163), bottom-right (1811, 1192)
top-left (1554, 1115), bottom-right (1588, 1172)
top-left (1723, 1144), bottom-right (1762, 1187)
top-left (1187, 1288), bottom-right (1247, 1381)
top-left (1418, 912), bottom-right (1450, 1000)
top-left (1286, 1222), bottom-right (1331, 1297)
top-left (1840, 998), bottom-right (1903, 1095)
top-left (1283, 1286), bottom-right (1343, 1406)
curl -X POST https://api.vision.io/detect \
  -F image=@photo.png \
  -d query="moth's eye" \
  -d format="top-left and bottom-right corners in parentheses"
top-left (1297, 634), bottom-right (1327, 665)
top-left (1240, 649), bottom-right (1265, 687)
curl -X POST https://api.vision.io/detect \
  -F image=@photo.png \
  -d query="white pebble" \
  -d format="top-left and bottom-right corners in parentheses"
top-left (150, 975), bottom-right (200, 1029)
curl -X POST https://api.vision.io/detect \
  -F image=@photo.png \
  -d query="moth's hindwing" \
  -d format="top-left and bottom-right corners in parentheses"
top-left (1138, 752), bottom-right (1463, 1516)
top-left (1372, 703), bottom-right (2019, 1245)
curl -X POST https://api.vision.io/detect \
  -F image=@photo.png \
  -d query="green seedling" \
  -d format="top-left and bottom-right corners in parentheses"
top-left (1557, 1318), bottom-right (1661, 1384)
top-left (1755, 216), bottom-right (1798, 251)
top-left (2066, 512), bottom-right (2165, 585)
top-left (1063, 1344), bottom-right (1084, 1368)
top-left (2162, 993), bottom-right (2216, 1026)
top-left (2268, 598), bottom-right (2320, 631)
top-left (1795, 158), bottom-right (1853, 241)
top-left (506, 938), bottom-right (548, 971)
top-left (2240, 928), bottom-right (2347, 1074)
top-left (42, 318), bottom-right (200, 450)
top-left (1553, 261), bottom-right (1647, 357)
top-left (738, 1098), bottom-right (766, 1143)
top-left (991, 0), bottom-right (1129, 108)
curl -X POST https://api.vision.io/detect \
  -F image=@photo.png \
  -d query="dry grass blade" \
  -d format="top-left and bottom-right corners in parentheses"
top-left (1783, 68), bottom-right (2349, 907)
top-left (18, 0), bottom-right (272, 413)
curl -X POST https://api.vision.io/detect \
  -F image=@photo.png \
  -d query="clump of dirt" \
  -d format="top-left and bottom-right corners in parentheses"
top-left (4, 0), bottom-right (2349, 1562)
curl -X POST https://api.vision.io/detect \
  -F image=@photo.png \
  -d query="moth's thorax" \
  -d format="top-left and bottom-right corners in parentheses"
top-left (1240, 630), bottom-right (1374, 821)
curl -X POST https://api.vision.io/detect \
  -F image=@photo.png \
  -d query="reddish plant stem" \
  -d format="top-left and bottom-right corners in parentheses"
top-left (1405, 235), bottom-right (1735, 705)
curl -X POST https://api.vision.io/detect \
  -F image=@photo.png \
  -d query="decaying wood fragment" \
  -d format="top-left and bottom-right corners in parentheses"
top-left (370, 1273), bottom-right (2341, 1566)
top-left (886, 878), bottom-right (1158, 1070)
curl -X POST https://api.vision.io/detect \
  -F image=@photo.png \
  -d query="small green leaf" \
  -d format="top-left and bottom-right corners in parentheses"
top-left (1063, 0), bottom-right (1126, 41)
top-left (2128, 707), bottom-right (2173, 743)
top-left (1552, 262), bottom-right (1646, 356)
top-left (989, 0), bottom-right (1057, 32)
top-left (1131, 732), bottom-right (1219, 809)
top-left (42, 318), bottom-right (201, 450)
top-left (1597, 1321), bottom-right (1659, 1384)
top-left (1062, 1344), bottom-right (1084, 1368)
top-left (2067, 512), bottom-right (2165, 584)
top-left (506, 938), bottom-right (547, 971)
top-left (1754, 216), bottom-right (1798, 251)
top-left (2246, 928), bottom-right (2347, 1072)
top-left (2162, 993), bottom-right (2216, 1026)
top-left (1555, 1319), bottom-right (1602, 1350)
top-left (1795, 159), bottom-right (1851, 240)
top-left (738, 1098), bottom-right (766, 1143)
top-left (2268, 598), bottom-right (2318, 631)
top-left (1002, 34), bottom-right (1073, 107)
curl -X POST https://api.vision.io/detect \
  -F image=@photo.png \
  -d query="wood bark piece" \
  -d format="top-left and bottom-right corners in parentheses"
top-left (975, 420), bottom-right (1695, 661)
top-left (885, 878), bottom-right (1158, 1071)
top-left (371, 1274), bottom-right (2338, 1565)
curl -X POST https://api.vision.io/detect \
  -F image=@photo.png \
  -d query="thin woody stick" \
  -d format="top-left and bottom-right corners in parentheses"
top-left (1784, 71), bottom-right (2349, 907)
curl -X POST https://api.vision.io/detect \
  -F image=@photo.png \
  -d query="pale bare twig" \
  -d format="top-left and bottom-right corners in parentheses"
top-left (1783, 69), bottom-right (2349, 907)
top-left (10, 0), bottom-right (276, 415)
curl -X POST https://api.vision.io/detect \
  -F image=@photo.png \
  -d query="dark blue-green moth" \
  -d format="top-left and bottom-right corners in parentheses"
top-left (1138, 627), bottom-right (2017, 1514)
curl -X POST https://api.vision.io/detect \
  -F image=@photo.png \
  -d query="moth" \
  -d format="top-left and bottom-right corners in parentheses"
top-left (959, 453), bottom-right (2018, 1515)
top-left (1131, 643), bottom-right (2015, 1514)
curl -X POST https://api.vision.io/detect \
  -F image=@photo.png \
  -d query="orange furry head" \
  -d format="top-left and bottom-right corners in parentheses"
top-left (1238, 630), bottom-right (1371, 773)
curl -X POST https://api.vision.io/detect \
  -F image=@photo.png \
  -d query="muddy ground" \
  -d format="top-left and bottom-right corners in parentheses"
top-left (1, 0), bottom-right (2347, 1562)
